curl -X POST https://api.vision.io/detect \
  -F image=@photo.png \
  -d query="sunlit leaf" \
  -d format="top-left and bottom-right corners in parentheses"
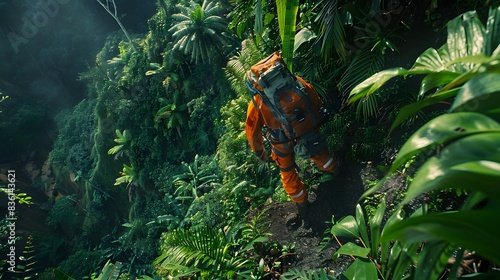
top-left (330, 215), bottom-right (360, 239)
top-left (451, 73), bottom-right (500, 117)
top-left (107, 145), bottom-right (123, 155)
top-left (451, 160), bottom-right (500, 175)
top-left (419, 71), bottom-right (460, 96)
top-left (276, 0), bottom-right (299, 71)
top-left (365, 112), bottom-right (500, 198)
top-left (348, 68), bottom-right (408, 103)
top-left (410, 47), bottom-right (449, 73)
top-left (333, 242), bottom-right (370, 261)
top-left (294, 27), bottom-right (316, 52)
top-left (401, 132), bottom-right (500, 204)
top-left (391, 112), bottom-right (500, 174)
top-left (381, 210), bottom-right (500, 264)
top-left (343, 258), bottom-right (378, 280)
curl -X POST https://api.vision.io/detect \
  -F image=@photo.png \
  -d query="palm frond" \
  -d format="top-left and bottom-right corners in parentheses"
top-left (355, 93), bottom-right (379, 123)
top-left (314, 0), bottom-right (348, 63)
top-left (169, 0), bottom-right (229, 64)
top-left (339, 47), bottom-right (385, 97)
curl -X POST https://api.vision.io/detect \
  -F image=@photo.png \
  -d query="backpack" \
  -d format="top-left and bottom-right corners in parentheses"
top-left (246, 52), bottom-right (324, 142)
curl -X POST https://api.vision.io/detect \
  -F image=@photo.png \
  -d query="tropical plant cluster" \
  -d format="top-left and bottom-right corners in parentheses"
top-left (1, 0), bottom-right (500, 279)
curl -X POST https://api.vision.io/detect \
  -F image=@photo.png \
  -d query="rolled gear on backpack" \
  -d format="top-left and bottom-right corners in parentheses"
top-left (293, 130), bottom-right (327, 159)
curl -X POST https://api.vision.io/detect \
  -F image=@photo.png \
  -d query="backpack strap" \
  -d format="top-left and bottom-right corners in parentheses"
top-left (294, 79), bottom-right (320, 128)
top-left (246, 75), bottom-right (294, 144)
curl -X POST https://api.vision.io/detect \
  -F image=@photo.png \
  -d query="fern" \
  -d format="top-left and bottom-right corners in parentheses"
top-left (315, 0), bottom-right (347, 63)
top-left (224, 39), bottom-right (263, 97)
top-left (155, 227), bottom-right (251, 278)
top-left (14, 235), bottom-right (39, 279)
top-left (281, 268), bottom-right (337, 280)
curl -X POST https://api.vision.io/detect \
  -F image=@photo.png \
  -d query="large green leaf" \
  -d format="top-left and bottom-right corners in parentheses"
top-left (410, 47), bottom-right (450, 73)
top-left (381, 210), bottom-right (500, 264)
top-left (418, 71), bottom-right (461, 96)
top-left (384, 206), bottom-right (425, 279)
top-left (294, 27), bottom-right (316, 53)
top-left (254, 0), bottom-right (263, 35)
top-left (451, 73), bottom-right (500, 117)
top-left (391, 112), bottom-right (500, 174)
top-left (401, 132), bottom-right (500, 204)
top-left (415, 241), bottom-right (455, 280)
top-left (451, 160), bottom-right (500, 176)
top-left (96, 260), bottom-right (123, 280)
top-left (330, 215), bottom-right (360, 239)
top-left (485, 6), bottom-right (500, 56)
top-left (446, 11), bottom-right (485, 73)
top-left (342, 258), bottom-right (378, 280)
top-left (348, 68), bottom-right (408, 103)
top-left (364, 112), bottom-right (500, 198)
top-left (380, 207), bottom-right (404, 276)
top-left (333, 242), bottom-right (370, 261)
top-left (355, 203), bottom-right (369, 249)
top-left (276, 0), bottom-right (299, 71)
top-left (389, 88), bottom-right (460, 132)
top-left (391, 55), bottom-right (499, 131)
top-left (393, 66), bottom-right (500, 140)
top-left (369, 198), bottom-right (385, 258)
top-left (349, 9), bottom-right (496, 128)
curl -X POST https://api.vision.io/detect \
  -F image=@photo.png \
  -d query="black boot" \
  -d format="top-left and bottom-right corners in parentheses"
top-left (296, 201), bottom-right (311, 229)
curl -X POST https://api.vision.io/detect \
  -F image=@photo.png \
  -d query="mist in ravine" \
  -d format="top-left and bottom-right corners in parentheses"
top-left (0, 0), bottom-right (155, 162)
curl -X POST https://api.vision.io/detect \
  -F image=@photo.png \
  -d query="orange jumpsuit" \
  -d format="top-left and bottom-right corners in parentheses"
top-left (245, 78), bottom-right (336, 203)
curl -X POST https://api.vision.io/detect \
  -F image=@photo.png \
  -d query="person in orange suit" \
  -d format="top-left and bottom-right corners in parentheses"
top-left (245, 75), bottom-right (337, 228)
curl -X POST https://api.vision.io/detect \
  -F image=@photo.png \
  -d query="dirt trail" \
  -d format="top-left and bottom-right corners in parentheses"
top-left (259, 161), bottom-right (377, 274)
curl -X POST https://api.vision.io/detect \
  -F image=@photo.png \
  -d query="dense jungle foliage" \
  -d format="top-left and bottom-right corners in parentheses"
top-left (1, 0), bottom-right (500, 279)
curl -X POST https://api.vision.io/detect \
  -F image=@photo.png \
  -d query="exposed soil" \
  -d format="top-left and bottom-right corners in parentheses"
top-left (255, 161), bottom-right (387, 276)
top-left (255, 158), bottom-right (497, 278)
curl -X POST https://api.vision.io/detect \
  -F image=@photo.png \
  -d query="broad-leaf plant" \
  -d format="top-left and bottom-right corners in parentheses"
top-left (331, 7), bottom-right (500, 280)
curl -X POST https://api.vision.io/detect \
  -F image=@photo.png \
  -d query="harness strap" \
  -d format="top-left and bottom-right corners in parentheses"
top-left (279, 163), bottom-right (298, 172)
top-left (271, 146), bottom-right (292, 157)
